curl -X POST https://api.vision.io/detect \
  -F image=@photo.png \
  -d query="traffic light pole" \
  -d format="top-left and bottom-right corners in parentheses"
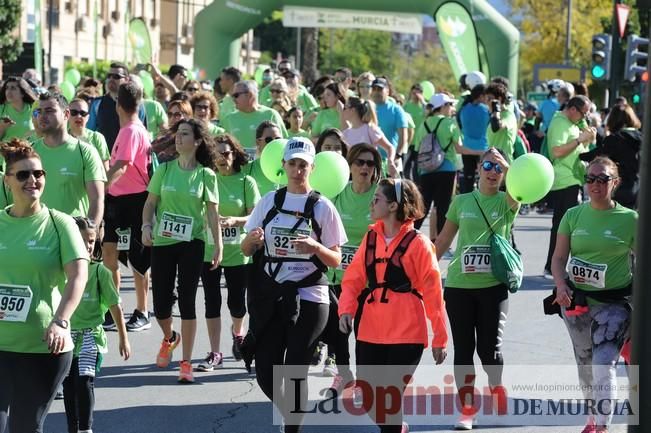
top-left (609, 0), bottom-right (624, 104)
top-left (630, 11), bottom-right (651, 433)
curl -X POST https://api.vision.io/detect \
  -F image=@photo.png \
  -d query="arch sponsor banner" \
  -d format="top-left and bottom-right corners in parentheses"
top-left (435, 2), bottom-right (480, 79)
top-left (282, 6), bottom-right (423, 35)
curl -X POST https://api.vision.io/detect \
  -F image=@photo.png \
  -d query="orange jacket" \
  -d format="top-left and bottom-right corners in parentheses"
top-left (339, 220), bottom-right (448, 348)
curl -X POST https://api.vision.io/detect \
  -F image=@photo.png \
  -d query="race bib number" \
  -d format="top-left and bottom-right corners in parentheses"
top-left (338, 245), bottom-right (359, 271)
top-left (461, 245), bottom-right (492, 273)
top-left (0, 284), bottom-right (33, 322)
top-left (116, 228), bottom-right (131, 251)
top-left (158, 212), bottom-right (193, 242)
top-left (269, 226), bottom-right (312, 259)
top-left (569, 257), bottom-right (607, 289)
top-left (221, 226), bottom-right (241, 244)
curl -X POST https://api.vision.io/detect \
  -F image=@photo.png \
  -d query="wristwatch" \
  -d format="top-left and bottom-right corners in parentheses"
top-left (52, 318), bottom-right (69, 329)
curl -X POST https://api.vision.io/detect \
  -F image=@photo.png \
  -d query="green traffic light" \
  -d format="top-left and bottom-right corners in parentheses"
top-left (591, 65), bottom-right (606, 79)
top-left (633, 94), bottom-right (641, 104)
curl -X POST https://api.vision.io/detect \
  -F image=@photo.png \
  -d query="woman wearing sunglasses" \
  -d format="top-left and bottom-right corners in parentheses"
top-left (141, 119), bottom-right (222, 384)
top-left (68, 98), bottom-right (110, 171)
top-left (197, 134), bottom-right (260, 371)
top-left (434, 147), bottom-right (519, 430)
top-left (190, 91), bottom-right (225, 136)
top-left (551, 156), bottom-right (636, 433)
top-left (339, 178), bottom-right (448, 433)
top-left (0, 77), bottom-right (37, 142)
top-left (0, 139), bottom-right (89, 433)
top-left (242, 120), bottom-right (282, 196)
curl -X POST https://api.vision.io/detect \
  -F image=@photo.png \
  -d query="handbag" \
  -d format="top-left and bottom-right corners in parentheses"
top-left (472, 194), bottom-right (523, 293)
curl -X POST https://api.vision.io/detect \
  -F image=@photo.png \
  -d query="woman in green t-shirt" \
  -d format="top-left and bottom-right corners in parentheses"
top-left (142, 119), bottom-right (223, 384)
top-left (0, 77), bottom-right (37, 141)
top-left (0, 139), bottom-right (89, 433)
top-left (551, 156), bottom-right (637, 433)
top-left (197, 133), bottom-right (260, 371)
top-left (311, 83), bottom-right (346, 141)
top-left (321, 143), bottom-right (381, 385)
top-left (435, 147), bottom-right (519, 430)
top-left (190, 91), bottom-right (225, 137)
top-left (0, 172), bottom-right (11, 207)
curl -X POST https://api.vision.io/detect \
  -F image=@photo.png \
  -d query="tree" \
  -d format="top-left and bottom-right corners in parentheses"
top-left (0, 0), bottom-right (23, 63)
top-left (318, 28), bottom-right (394, 77)
top-left (302, 28), bottom-right (319, 85)
top-left (391, 43), bottom-right (457, 97)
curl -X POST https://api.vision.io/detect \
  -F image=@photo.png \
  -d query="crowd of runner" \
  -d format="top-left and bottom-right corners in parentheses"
top-left (0, 60), bottom-right (639, 433)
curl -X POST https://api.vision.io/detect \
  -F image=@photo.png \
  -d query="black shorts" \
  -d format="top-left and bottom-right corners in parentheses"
top-left (104, 191), bottom-right (151, 274)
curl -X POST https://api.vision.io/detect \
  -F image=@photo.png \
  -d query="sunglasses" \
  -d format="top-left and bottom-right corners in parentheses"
top-left (270, 89), bottom-right (283, 93)
top-left (584, 174), bottom-right (617, 184)
top-left (187, 87), bottom-right (200, 92)
top-left (353, 159), bottom-right (375, 168)
top-left (218, 150), bottom-right (232, 158)
top-left (264, 136), bottom-right (282, 144)
top-left (70, 109), bottom-right (88, 117)
top-left (232, 91), bottom-right (249, 99)
top-left (6, 169), bottom-right (46, 182)
top-left (107, 73), bottom-right (126, 80)
top-left (482, 160), bottom-right (503, 174)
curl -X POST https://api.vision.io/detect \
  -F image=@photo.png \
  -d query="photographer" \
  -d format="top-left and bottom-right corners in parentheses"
top-left (485, 83), bottom-right (518, 163)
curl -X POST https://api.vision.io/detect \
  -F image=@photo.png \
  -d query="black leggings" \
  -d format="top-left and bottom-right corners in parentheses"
top-left (0, 350), bottom-right (72, 433)
top-left (200, 263), bottom-right (248, 319)
top-left (255, 299), bottom-right (329, 433)
top-left (544, 185), bottom-right (580, 271)
top-left (151, 239), bottom-right (205, 320)
top-left (356, 341), bottom-right (424, 433)
top-left (63, 357), bottom-right (95, 433)
top-left (444, 285), bottom-right (508, 404)
top-left (460, 155), bottom-right (479, 193)
top-left (322, 285), bottom-right (353, 378)
top-left (415, 171), bottom-right (457, 235)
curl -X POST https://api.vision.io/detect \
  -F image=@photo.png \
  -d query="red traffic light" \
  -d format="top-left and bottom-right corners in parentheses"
top-left (642, 71), bottom-right (649, 82)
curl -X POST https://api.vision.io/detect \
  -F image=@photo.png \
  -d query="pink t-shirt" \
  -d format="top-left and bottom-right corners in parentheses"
top-left (108, 120), bottom-right (151, 196)
top-left (342, 123), bottom-right (384, 147)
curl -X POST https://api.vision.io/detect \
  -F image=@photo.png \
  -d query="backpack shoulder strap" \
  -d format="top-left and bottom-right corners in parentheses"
top-left (303, 190), bottom-right (322, 240)
top-left (261, 187), bottom-right (286, 230)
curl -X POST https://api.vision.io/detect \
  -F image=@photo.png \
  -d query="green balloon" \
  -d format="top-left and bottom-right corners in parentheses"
top-left (310, 151), bottom-right (350, 199)
top-left (139, 71), bottom-right (155, 98)
top-left (260, 138), bottom-right (289, 185)
top-left (420, 80), bottom-right (435, 100)
top-left (64, 69), bottom-right (81, 86)
top-left (505, 153), bottom-right (554, 204)
top-left (59, 81), bottom-right (76, 102)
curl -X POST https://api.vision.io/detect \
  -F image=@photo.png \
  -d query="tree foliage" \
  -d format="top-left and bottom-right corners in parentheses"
top-left (318, 28), bottom-right (393, 77)
top-left (391, 44), bottom-right (457, 97)
top-left (0, 0), bottom-right (23, 63)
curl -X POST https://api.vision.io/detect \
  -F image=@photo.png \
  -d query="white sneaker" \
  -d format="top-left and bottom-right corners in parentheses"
top-left (454, 411), bottom-right (475, 430)
top-left (542, 269), bottom-right (554, 280)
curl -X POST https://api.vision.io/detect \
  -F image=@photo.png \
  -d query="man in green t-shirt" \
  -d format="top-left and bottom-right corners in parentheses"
top-left (543, 95), bottom-right (597, 277)
top-left (143, 98), bottom-right (168, 140)
top-left (485, 82), bottom-right (518, 163)
top-left (218, 67), bottom-right (242, 120)
top-left (222, 80), bottom-right (288, 152)
top-left (34, 93), bottom-right (106, 225)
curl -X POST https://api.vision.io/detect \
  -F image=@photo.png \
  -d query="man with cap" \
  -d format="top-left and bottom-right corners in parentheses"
top-left (371, 76), bottom-right (409, 168)
top-left (222, 80), bottom-right (288, 156)
top-left (242, 136), bottom-right (347, 433)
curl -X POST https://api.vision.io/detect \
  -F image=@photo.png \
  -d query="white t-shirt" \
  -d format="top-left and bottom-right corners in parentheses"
top-left (245, 190), bottom-right (348, 303)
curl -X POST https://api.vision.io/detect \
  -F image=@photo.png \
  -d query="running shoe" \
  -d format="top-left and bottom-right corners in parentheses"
top-left (232, 328), bottom-right (244, 361)
top-left (401, 422), bottom-right (409, 433)
top-left (454, 406), bottom-right (475, 430)
top-left (542, 269), bottom-right (554, 280)
top-left (197, 352), bottom-right (223, 371)
top-left (178, 360), bottom-right (194, 383)
top-left (322, 355), bottom-right (338, 377)
top-left (156, 331), bottom-right (181, 368)
top-left (518, 204), bottom-right (531, 216)
top-left (126, 309), bottom-right (151, 332)
top-left (311, 342), bottom-right (326, 366)
top-left (580, 416), bottom-right (596, 433)
top-left (102, 311), bottom-right (116, 331)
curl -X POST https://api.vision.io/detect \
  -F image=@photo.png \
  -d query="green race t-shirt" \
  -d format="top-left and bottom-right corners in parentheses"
top-left (404, 102), bottom-right (425, 139)
top-left (311, 108), bottom-right (341, 137)
top-left (547, 111), bottom-right (587, 191)
top-left (413, 115), bottom-right (459, 172)
top-left (147, 160), bottom-right (219, 246)
top-left (222, 106), bottom-right (288, 150)
top-left (445, 190), bottom-right (519, 289)
top-left (204, 172), bottom-right (261, 265)
top-left (206, 121), bottom-right (226, 136)
top-left (79, 128), bottom-right (110, 161)
top-left (32, 137), bottom-right (107, 217)
top-left (289, 129), bottom-right (311, 139)
top-left (259, 85), bottom-right (272, 107)
top-left (243, 158), bottom-right (278, 197)
top-left (0, 207), bottom-right (89, 353)
top-left (143, 99), bottom-right (168, 139)
top-left (558, 202), bottom-right (637, 292)
top-left (219, 95), bottom-right (237, 120)
top-left (0, 103), bottom-right (34, 140)
top-left (297, 87), bottom-right (319, 113)
top-left (327, 182), bottom-right (376, 285)
top-left (71, 261), bottom-right (120, 330)
top-left (486, 110), bottom-right (518, 163)
top-left (0, 173), bottom-right (12, 208)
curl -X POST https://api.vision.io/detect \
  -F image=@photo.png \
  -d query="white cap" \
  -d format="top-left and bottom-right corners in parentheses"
top-left (465, 71), bottom-right (487, 90)
top-left (429, 93), bottom-right (457, 110)
top-left (283, 137), bottom-right (315, 164)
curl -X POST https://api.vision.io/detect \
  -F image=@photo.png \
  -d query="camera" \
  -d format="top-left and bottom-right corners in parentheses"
top-left (491, 100), bottom-right (501, 112)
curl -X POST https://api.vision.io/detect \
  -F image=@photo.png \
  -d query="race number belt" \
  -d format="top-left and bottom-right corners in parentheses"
top-left (0, 284), bottom-right (33, 322)
top-left (116, 228), bottom-right (131, 251)
top-left (461, 245), bottom-right (491, 273)
top-left (221, 226), bottom-right (241, 245)
top-left (337, 245), bottom-right (359, 271)
top-left (158, 212), bottom-right (193, 242)
top-left (569, 257), bottom-right (607, 289)
top-left (269, 226), bottom-right (312, 259)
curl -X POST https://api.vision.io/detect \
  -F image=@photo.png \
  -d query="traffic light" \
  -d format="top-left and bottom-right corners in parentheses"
top-left (591, 34), bottom-right (612, 80)
top-left (624, 35), bottom-right (649, 81)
